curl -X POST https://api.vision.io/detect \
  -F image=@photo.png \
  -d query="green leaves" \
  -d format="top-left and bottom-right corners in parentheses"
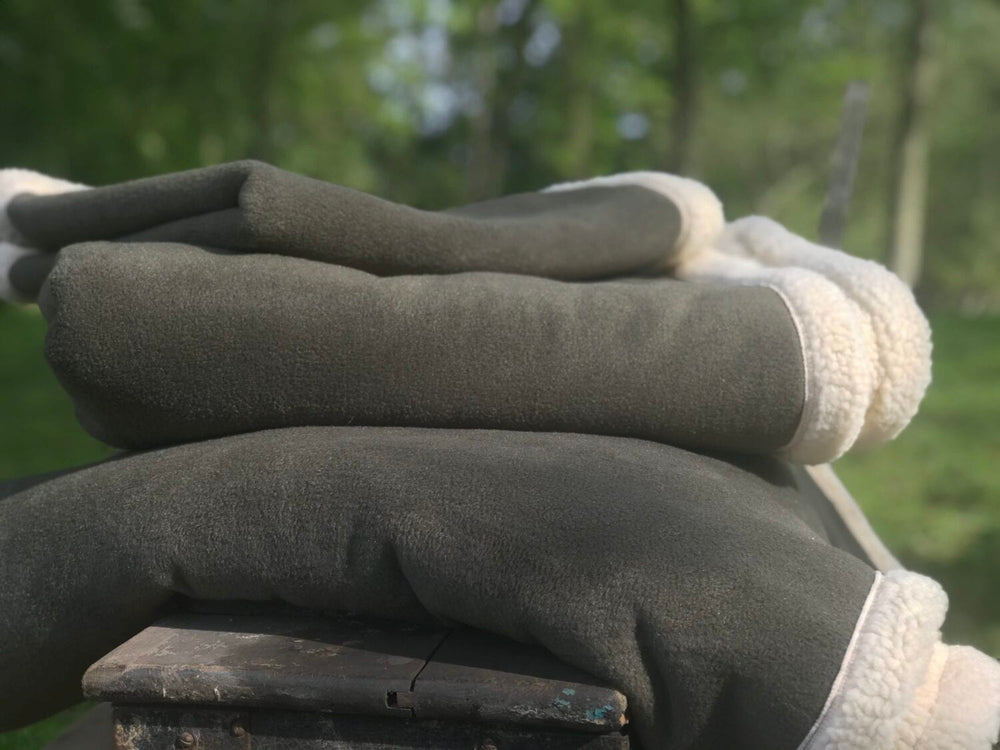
top-left (0, 0), bottom-right (997, 297)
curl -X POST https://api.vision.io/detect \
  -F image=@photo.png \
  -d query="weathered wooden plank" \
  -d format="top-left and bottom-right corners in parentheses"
top-left (84, 614), bottom-right (445, 718)
top-left (406, 629), bottom-right (627, 732)
top-left (84, 612), bottom-right (631, 746)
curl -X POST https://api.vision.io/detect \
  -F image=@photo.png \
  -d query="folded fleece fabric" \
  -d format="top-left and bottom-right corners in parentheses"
top-left (39, 240), bottom-right (807, 458)
top-left (2, 427), bottom-right (995, 749)
top-left (2, 163), bottom-right (930, 462)
top-left (0, 160), bottom-right (689, 288)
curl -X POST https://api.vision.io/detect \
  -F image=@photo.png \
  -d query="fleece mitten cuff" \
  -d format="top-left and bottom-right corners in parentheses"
top-left (799, 570), bottom-right (999, 750)
top-left (512, 172), bottom-right (933, 462)
top-left (714, 216), bottom-right (932, 450)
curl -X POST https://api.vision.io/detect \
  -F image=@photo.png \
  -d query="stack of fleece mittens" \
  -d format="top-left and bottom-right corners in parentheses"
top-left (0, 162), bottom-right (996, 750)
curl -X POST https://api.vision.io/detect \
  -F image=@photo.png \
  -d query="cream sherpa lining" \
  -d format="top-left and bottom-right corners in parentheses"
top-left (918, 645), bottom-right (1000, 750)
top-left (0, 168), bottom-right (88, 303)
top-left (718, 217), bottom-right (932, 449)
top-left (799, 570), bottom-right (1000, 750)
top-left (543, 172), bottom-right (725, 269)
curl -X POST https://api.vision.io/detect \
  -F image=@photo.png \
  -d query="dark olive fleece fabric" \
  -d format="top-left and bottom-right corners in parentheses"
top-left (38, 241), bottom-right (805, 453)
top-left (0, 427), bottom-right (875, 750)
top-left (6, 160), bottom-right (683, 299)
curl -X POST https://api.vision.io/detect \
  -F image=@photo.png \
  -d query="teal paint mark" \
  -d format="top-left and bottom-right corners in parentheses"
top-left (552, 698), bottom-right (572, 710)
top-left (586, 704), bottom-right (616, 721)
top-left (561, 688), bottom-right (576, 696)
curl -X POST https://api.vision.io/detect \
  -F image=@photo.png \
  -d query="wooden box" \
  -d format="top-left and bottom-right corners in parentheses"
top-left (67, 611), bottom-right (629, 749)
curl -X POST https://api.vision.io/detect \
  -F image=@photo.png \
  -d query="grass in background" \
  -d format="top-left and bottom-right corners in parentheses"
top-left (836, 311), bottom-right (1000, 654)
top-left (0, 305), bottom-right (996, 747)
top-left (0, 707), bottom-right (91, 750)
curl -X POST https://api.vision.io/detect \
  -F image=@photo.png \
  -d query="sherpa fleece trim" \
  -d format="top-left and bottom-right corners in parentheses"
top-left (717, 216), bottom-right (932, 449)
top-left (675, 247), bottom-right (873, 465)
top-left (799, 569), bottom-right (1000, 750)
top-left (916, 644), bottom-right (1000, 750)
top-left (543, 172), bottom-right (724, 268)
top-left (0, 168), bottom-right (87, 245)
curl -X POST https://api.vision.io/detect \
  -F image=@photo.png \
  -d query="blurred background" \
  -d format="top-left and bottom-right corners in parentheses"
top-left (1, 0), bottom-right (997, 745)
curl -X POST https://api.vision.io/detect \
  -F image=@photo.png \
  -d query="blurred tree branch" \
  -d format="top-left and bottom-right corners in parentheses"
top-left (887, 0), bottom-right (940, 288)
top-left (820, 81), bottom-right (869, 248)
top-left (668, 0), bottom-right (696, 174)
top-left (464, 0), bottom-right (540, 201)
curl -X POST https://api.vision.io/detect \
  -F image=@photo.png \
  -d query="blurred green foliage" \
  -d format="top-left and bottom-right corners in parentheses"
top-left (1, 0), bottom-right (997, 746)
top-left (1, 0), bottom-right (998, 306)
top-left (0, 705), bottom-right (90, 750)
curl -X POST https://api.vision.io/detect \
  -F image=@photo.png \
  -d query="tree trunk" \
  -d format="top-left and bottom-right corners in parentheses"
top-left (887, 0), bottom-right (939, 288)
top-left (819, 82), bottom-right (869, 248)
top-left (563, 10), bottom-right (595, 178)
top-left (245, 0), bottom-right (283, 163)
top-left (464, 0), bottom-right (539, 201)
top-left (668, 0), bottom-right (696, 174)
